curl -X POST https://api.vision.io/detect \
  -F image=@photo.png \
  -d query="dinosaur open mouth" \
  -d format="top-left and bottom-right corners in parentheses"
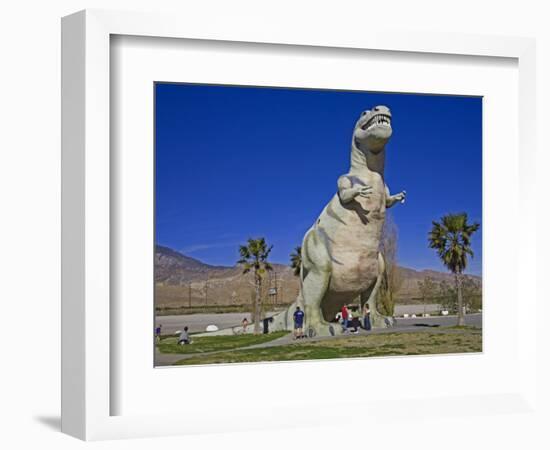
top-left (362, 114), bottom-right (391, 131)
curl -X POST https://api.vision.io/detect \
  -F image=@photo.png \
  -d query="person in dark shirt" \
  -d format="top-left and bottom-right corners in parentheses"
top-left (350, 316), bottom-right (361, 334)
top-left (155, 324), bottom-right (162, 342)
top-left (293, 306), bottom-right (305, 339)
top-left (263, 317), bottom-right (274, 334)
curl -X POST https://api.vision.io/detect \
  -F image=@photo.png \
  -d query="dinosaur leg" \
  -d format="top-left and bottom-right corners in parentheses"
top-left (362, 252), bottom-right (395, 329)
top-left (299, 227), bottom-right (336, 338)
top-left (302, 269), bottom-right (333, 337)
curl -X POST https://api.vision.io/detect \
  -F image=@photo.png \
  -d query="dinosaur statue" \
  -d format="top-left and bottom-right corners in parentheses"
top-left (270, 105), bottom-right (406, 336)
top-left (196, 105), bottom-right (405, 338)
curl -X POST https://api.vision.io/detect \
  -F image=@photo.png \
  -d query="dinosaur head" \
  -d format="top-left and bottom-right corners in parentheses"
top-left (353, 105), bottom-right (392, 154)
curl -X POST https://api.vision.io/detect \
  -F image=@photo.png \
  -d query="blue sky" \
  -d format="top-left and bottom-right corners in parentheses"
top-left (155, 83), bottom-right (482, 275)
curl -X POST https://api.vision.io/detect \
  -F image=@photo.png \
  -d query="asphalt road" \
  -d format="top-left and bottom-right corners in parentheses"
top-left (394, 313), bottom-right (482, 329)
top-left (394, 304), bottom-right (442, 316)
top-left (156, 311), bottom-right (482, 335)
top-left (156, 311), bottom-right (279, 334)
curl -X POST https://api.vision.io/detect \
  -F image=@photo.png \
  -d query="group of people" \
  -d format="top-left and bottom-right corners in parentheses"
top-left (291, 302), bottom-right (372, 339)
top-left (155, 302), bottom-right (372, 345)
top-left (339, 303), bottom-right (371, 333)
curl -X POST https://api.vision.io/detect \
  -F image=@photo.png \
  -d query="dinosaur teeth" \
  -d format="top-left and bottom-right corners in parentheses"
top-left (363, 114), bottom-right (391, 130)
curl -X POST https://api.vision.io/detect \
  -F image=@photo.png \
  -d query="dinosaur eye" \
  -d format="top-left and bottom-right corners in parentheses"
top-left (361, 111), bottom-right (367, 116)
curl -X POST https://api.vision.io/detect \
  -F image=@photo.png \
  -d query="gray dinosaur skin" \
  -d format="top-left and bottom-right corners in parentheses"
top-left (271, 105), bottom-right (406, 336)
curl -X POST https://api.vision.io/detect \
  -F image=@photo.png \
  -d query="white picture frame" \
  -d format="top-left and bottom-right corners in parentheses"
top-left (61, 9), bottom-right (538, 441)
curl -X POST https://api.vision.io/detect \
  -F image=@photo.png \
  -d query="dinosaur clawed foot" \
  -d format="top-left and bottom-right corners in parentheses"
top-left (370, 312), bottom-right (395, 329)
top-left (305, 322), bottom-right (336, 338)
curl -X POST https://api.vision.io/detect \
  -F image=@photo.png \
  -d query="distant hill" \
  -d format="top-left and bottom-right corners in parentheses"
top-left (155, 244), bottom-right (228, 279)
top-left (155, 245), bottom-right (481, 309)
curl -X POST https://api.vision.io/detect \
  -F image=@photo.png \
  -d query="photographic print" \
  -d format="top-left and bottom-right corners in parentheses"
top-left (154, 83), bottom-right (482, 367)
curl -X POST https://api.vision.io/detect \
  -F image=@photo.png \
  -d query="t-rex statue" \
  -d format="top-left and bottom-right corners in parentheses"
top-left (271, 105), bottom-right (406, 336)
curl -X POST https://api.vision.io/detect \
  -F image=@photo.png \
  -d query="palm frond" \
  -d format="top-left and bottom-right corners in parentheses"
top-left (236, 237), bottom-right (274, 276)
top-left (289, 246), bottom-right (302, 277)
top-left (428, 213), bottom-right (480, 275)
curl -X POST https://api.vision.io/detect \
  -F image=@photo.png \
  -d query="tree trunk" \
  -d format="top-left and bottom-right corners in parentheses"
top-left (253, 273), bottom-right (261, 334)
top-left (455, 272), bottom-right (465, 326)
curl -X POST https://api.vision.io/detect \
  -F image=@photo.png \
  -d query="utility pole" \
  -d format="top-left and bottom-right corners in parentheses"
top-left (188, 283), bottom-right (191, 308)
top-left (204, 273), bottom-right (209, 307)
top-left (274, 271), bottom-right (279, 305)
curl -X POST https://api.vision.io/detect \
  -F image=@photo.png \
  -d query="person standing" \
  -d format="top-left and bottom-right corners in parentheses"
top-left (241, 317), bottom-right (249, 333)
top-left (363, 303), bottom-right (372, 331)
top-left (293, 306), bottom-right (305, 339)
top-left (262, 317), bottom-right (273, 334)
top-left (155, 324), bottom-right (162, 342)
top-left (341, 304), bottom-right (349, 333)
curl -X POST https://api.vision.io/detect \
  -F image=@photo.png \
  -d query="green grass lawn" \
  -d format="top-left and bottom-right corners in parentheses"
top-left (172, 329), bottom-right (482, 365)
top-left (156, 330), bottom-right (289, 355)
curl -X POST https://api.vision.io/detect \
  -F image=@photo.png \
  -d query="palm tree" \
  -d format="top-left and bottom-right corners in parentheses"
top-left (237, 238), bottom-right (273, 334)
top-left (289, 246), bottom-right (302, 277)
top-left (428, 213), bottom-right (480, 326)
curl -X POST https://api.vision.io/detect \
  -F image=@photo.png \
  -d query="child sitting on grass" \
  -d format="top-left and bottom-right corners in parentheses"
top-left (178, 326), bottom-right (192, 345)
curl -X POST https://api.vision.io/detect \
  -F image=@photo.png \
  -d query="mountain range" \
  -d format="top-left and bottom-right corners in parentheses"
top-left (155, 245), bottom-right (481, 309)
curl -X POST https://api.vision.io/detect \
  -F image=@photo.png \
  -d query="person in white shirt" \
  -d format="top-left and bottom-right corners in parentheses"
top-left (178, 326), bottom-right (191, 345)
